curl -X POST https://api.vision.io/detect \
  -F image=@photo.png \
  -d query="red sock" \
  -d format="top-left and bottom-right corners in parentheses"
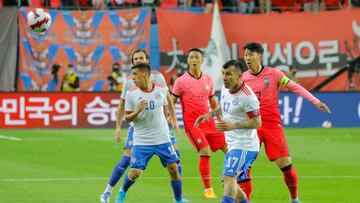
top-left (238, 169), bottom-right (252, 200)
top-left (238, 180), bottom-right (252, 200)
top-left (199, 155), bottom-right (211, 189)
top-left (282, 164), bottom-right (298, 199)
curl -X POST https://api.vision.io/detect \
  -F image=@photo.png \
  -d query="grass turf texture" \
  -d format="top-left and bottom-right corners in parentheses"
top-left (0, 128), bottom-right (359, 203)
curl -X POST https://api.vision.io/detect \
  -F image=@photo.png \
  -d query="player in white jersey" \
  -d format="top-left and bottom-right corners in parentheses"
top-left (195, 59), bottom-right (261, 203)
top-left (116, 63), bottom-right (183, 203)
top-left (100, 49), bottom-right (180, 203)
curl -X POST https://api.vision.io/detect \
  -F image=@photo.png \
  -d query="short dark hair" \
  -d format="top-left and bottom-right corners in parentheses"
top-left (67, 64), bottom-right (74, 68)
top-left (223, 59), bottom-right (248, 73)
top-left (131, 63), bottom-right (151, 75)
top-left (187, 48), bottom-right (203, 56)
top-left (131, 49), bottom-right (149, 64)
top-left (243, 42), bottom-right (264, 54)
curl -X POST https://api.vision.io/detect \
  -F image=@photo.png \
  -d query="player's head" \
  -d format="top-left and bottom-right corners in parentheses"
top-left (222, 59), bottom-right (247, 90)
top-left (131, 49), bottom-right (150, 65)
top-left (131, 63), bottom-right (151, 88)
top-left (187, 48), bottom-right (204, 70)
top-left (243, 42), bottom-right (263, 70)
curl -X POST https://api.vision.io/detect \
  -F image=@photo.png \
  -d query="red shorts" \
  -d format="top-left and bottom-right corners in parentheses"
top-left (257, 125), bottom-right (289, 161)
top-left (185, 125), bottom-right (225, 152)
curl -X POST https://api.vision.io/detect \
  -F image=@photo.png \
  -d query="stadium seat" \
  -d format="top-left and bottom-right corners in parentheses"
top-left (92, 80), bottom-right (106, 91)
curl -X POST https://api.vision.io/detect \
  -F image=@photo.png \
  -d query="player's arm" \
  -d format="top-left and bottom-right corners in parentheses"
top-left (209, 95), bottom-right (222, 121)
top-left (280, 75), bottom-right (331, 113)
top-left (124, 100), bottom-right (148, 122)
top-left (194, 106), bottom-right (221, 127)
top-left (216, 113), bottom-right (261, 131)
top-left (166, 93), bottom-right (180, 135)
top-left (115, 99), bottom-right (125, 142)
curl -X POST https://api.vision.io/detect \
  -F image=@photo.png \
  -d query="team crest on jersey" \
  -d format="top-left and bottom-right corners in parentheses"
top-left (131, 157), bottom-right (136, 164)
top-left (128, 140), bottom-right (133, 146)
top-left (263, 78), bottom-right (270, 87)
top-left (197, 138), bottom-right (202, 144)
top-left (205, 85), bottom-right (210, 91)
top-left (155, 92), bottom-right (161, 100)
top-left (232, 97), bottom-right (240, 105)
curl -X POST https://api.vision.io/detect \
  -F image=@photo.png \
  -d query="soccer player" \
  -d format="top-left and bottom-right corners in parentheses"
top-left (171, 48), bottom-right (227, 199)
top-left (240, 42), bottom-right (331, 203)
top-left (195, 59), bottom-right (261, 203)
top-left (100, 49), bottom-right (180, 203)
top-left (116, 63), bottom-right (183, 203)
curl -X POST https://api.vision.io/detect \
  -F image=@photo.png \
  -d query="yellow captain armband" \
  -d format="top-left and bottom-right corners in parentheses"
top-left (280, 76), bottom-right (290, 86)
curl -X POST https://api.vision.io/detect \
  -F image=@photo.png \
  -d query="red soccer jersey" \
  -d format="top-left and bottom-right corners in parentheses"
top-left (242, 66), bottom-right (285, 128)
top-left (171, 71), bottom-right (215, 129)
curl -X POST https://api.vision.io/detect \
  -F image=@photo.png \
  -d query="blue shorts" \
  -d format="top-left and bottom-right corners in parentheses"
top-left (124, 126), bottom-right (177, 149)
top-left (131, 142), bottom-right (179, 170)
top-left (222, 149), bottom-right (258, 181)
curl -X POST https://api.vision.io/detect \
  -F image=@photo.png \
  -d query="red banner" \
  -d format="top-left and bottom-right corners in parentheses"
top-left (0, 93), bottom-right (121, 128)
top-left (157, 8), bottom-right (360, 91)
top-left (18, 7), bottom-right (151, 92)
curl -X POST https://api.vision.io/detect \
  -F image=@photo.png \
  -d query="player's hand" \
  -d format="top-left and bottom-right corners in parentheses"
top-left (216, 120), bottom-right (235, 131)
top-left (115, 127), bottom-right (121, 143)
top-left (194, 114), bottom-right (209, 128)
top-left (135, 100), bottom-right (148, 113)
top-left (316, 102), bottom-right (331, 113)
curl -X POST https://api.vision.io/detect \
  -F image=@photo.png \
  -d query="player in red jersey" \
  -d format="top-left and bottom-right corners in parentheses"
top-left (171, 48), bottom-right (227, 199)
top-left (240, 42), bottom-right (331, 203)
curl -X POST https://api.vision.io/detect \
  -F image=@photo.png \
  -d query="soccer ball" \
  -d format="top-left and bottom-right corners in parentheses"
top-left (27, 8), bottom-right (52, 34)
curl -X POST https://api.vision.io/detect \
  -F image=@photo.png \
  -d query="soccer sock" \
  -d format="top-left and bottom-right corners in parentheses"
top-left (171, 179), bottom-right (183, 201)
top-left (176, 150), bottom-right (182, 176)
top-left (238, 199), bottom-right (249, 203)
top-left (237, 180), bottom-right (252, 200)
top-left (221, 195), bottom-right (235, 203)
top-left (281, 164), bottom-right (298, 200)
top-left (122, 173), bottom-right (135, 192)
top-left (108, 156), bottom-right (131, 187)
top-left (199, 155), bottom-right (211, 189)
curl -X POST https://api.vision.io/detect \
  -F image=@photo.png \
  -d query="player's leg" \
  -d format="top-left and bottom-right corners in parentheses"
top-left (186, 127), bottom-right (216, 198)
top-left (100, 127), bottom-right (134, 203)
top-left (116, 145), bottom-right (153, 203)
top-left (223, 149), bottom-right (257, 203)
top-left (263, 127), bottom-right (300, 203)
top-left (169, 126), bottom-right (182, 176)
top-left (156, 142), bottom-right (183, 203)
top-left (236, 127), bottom-right (265, 201)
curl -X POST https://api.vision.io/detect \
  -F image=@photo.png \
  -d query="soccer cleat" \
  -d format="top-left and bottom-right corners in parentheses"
top-left (115, 188), bottom-right (127, 203)
top-left (204, 188), bottom-right (217, 199)
top-left (291, 199), bottom-right (301, 203)
top-left (100, 192), bottom-right (111, 203)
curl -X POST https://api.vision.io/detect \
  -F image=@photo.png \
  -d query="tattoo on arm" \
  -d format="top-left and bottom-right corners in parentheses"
top-left (210, 107), bottom-right (221, 117)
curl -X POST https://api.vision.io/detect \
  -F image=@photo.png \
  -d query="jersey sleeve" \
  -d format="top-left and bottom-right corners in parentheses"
top-left (155, 73), bottom-right (168, 90)
top-left (244, 95), bottom-right (260, 119)
top-left (162, 88), bottom-right (168, 106)
top-left (124, 92), bottom-right (134, 113)
top-left (121, 79), bottom-right (131, 100)
top-left (275, 68), bottom-right (291, 87)
top-left (171, 78), bottom-right (182, 97)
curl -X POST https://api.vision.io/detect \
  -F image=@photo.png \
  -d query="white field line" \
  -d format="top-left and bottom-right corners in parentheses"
top-left (0, 135), bottom-right (22, 141)
top-left (0, 176), bottom-right (359, 182)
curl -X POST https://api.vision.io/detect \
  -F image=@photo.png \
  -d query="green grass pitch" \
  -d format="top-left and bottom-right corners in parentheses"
top-left (0, 128), bottom-right (359, 203)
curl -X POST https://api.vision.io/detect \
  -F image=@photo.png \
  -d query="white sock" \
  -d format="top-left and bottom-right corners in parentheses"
top-left (104, 184), bottom-right (113, 193)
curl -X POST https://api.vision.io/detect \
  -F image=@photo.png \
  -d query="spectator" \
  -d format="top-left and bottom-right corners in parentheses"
top-left (108, 62), bottom-right (126, 92)
top-left (238, 0), bottom-right (255, 14)
top-left (60, 64), bottom-right (80, 92)
top-left (287, 65), bottom-right (299, 83)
